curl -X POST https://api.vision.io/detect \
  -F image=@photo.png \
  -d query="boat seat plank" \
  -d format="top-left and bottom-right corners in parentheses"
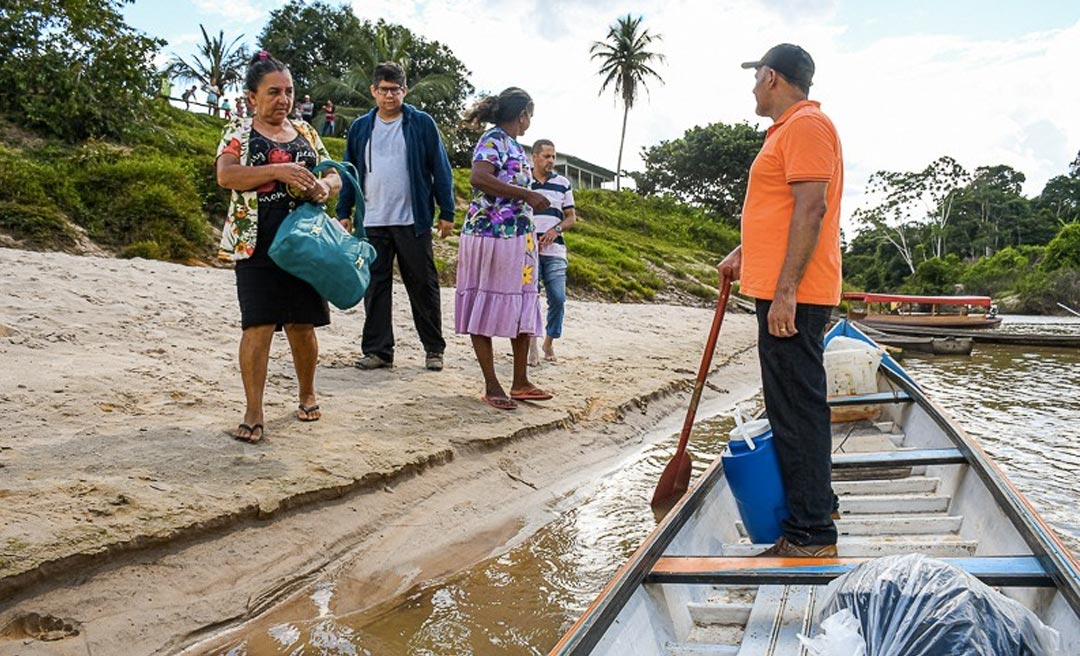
top-left (720, 536), bottom-right (976, 559)
top-left (737, 585), bottom-right (816, 656)
top-left (828, 390), bottom-right (912, 407)
top-left (665, 643), bottom-right (739, 656)
top-left (832, 447), bottom-right (965, 469)
top-left (648, 556), bottom-right (1052, 587)
top-left (738, 514), bottom-right (962, 537)
top-left (832, 476), bottom-right (940, 495)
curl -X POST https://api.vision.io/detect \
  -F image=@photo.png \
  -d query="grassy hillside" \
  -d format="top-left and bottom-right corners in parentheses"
top-left (0, 103), bottom-right (735, 302)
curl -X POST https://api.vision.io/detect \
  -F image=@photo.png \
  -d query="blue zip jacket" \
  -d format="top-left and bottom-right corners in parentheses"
top-left (336, 103), bottom-right (455, 235)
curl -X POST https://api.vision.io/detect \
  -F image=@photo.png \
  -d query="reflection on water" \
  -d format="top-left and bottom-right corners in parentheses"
top-left (899, 316), bottom-right (1080, 555)
top-left (212, 411), bottom-right (744, 656)
top-left (214, 316), bottom-right (1080, 656)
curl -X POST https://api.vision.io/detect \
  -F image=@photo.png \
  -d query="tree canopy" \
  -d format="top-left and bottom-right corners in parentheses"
top-left (845, 151), bottom-right (1079, 307)
top-left (0, 0), bottom-right (164, 142)
top-left (257, 4), bottom-right (474, 158)
top-left (631, 121), bottom-right (763, 223)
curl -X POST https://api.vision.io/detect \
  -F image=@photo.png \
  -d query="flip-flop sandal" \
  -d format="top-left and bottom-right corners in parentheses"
top-left (234, 423), bottom-right (264, 444)
top-left (510, 389), bottom-right (554, 401)
top-left (297, 403), bottom-right (321, 421)
top-left (481, 395), bottom-right (517, 411)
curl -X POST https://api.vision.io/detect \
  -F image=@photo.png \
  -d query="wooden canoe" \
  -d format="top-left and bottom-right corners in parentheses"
top-left (549, 319), bottom-right (1080, 655)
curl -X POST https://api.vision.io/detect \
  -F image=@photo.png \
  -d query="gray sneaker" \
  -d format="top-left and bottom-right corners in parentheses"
top-left (425, 352), bottom-right (444, 371)
top-left (356, 354), bottom-right (392, 370)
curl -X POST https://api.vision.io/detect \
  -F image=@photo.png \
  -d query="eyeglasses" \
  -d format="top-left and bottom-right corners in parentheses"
top-left (374, 86), bottom-right (404, 96)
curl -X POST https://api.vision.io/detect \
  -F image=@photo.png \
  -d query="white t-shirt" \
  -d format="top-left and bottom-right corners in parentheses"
top-left (363, 116), bottom-right (414, 227)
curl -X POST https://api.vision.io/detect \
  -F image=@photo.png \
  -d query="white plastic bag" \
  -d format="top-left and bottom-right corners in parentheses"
top-left (798, 607), bottom-right (867, 656)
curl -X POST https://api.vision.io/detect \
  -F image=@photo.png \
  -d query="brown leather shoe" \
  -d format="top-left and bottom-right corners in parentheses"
top-left (756, 536), bottom-right (838, 558)
top-left (831, 510), bottom-right (841, 520)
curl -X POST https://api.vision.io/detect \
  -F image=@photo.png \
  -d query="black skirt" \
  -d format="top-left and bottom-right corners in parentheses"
top-left (235, 204), bottom-right (330, 330)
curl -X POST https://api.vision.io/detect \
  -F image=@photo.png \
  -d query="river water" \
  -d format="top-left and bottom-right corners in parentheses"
top-left (213, 315), bottom-right (1080, 656)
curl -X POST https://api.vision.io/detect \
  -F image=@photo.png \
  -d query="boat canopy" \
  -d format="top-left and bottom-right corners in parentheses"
top-left (843, 293), bottom-right (992, 307)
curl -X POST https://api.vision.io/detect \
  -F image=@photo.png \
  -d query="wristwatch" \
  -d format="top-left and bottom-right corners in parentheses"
top-left (554, 225), bottom-right (563, 234)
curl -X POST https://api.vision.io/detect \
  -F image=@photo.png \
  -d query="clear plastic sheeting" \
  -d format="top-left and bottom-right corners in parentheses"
top-left (798, 608), bottom-right (867, 656)
top-left (815, 554), bottom-right (1063, 656)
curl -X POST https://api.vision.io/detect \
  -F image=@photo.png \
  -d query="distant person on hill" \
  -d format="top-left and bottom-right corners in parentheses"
top-left (205, 80), bottom-right (220, 117)
top-left (527, 139), bottom-right (576, 366)
top-left (300, 94), bottom-right (315, 123)
top-left (214, 50), bottom-right (342, 443)
top-left (321, 99), bottom-right (336, 136)
top-left (181, 85), bottom-right (197, 110)
top-left (234, 96), bottom-right (246, 118)
top-left (456, 87), bottom-right (552, 410)
top-left (337, 61), bottom-right (455, 372)
top-left (717, 43), bottom-right (844, 557)
top-left (221, 97), bottom-right (232, 120)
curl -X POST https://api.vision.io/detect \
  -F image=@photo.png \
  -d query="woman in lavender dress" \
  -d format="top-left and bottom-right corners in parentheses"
top-left (456, 88), bottom-right (553, 410)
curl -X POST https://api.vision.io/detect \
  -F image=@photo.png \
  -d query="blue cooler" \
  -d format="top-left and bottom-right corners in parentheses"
top-left (722, 417), bottom-right (789, 544)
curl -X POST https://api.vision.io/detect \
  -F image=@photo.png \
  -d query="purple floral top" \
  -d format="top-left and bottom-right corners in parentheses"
top-left (463, 127), bottom-right (534, 239)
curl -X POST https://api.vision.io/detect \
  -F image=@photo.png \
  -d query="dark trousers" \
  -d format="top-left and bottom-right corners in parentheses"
top-left (756, 299), bottom-right (838, 546)
top-left (363, 225), bottom-right (445, 361)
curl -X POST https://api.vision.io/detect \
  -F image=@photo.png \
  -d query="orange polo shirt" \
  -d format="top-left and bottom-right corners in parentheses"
top-left (740, 100), bottom-right (843, 305)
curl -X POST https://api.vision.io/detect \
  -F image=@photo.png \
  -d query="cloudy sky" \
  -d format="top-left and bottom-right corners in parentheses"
top-left (127, 0), bottom-right (1080, 226)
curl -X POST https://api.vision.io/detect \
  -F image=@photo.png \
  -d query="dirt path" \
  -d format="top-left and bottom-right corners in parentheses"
top-left (0, 248), bottom-right (760, 654)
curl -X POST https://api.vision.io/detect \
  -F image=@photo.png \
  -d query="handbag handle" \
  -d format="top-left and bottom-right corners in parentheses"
top-left (313, 159), bottom-right (367, 239)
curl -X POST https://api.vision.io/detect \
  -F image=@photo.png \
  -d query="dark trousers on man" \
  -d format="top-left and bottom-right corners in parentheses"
top-left (755, 299), bottom-right (838, 546)
top-left (363, 225), bottom-right (445, 362)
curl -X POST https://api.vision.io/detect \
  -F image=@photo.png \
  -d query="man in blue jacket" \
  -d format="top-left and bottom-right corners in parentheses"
top-left (337, 62), bottom-right (456, 371)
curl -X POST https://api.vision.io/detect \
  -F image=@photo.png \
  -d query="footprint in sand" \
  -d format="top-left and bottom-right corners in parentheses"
top-left (0, 612), bottom-right (81, 641)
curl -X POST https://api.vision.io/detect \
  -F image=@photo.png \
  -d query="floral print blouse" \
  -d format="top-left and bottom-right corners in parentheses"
top-left (462, 127), bottom-right (534, 239)
top-left (215, 117), bottom-right (329, 260)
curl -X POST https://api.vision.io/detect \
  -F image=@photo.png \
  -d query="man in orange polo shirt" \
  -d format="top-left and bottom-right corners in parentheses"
top-left (718, 43), bottom-right (843, 558)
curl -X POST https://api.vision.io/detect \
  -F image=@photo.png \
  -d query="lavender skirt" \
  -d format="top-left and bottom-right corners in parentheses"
top-left (455, 233), bottom-right (542, 338)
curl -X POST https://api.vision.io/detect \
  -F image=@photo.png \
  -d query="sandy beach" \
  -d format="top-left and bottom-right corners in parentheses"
top-left (0, 247), bottom-right (761, 654)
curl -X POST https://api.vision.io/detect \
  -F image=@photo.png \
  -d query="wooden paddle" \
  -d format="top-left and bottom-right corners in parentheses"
top-left (651, 273), bottom-right (734, 508)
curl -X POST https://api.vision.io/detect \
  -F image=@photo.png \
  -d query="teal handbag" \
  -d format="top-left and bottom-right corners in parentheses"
top-left (269, 160), bottom-right (375, 310)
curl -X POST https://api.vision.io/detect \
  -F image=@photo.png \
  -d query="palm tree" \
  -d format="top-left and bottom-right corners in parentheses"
top-left (312, 24), bottom-right (455, 112)
top-left (166, 25), bottom-right (249, 93)
top-left (590, 14), bottom-right (665, 190)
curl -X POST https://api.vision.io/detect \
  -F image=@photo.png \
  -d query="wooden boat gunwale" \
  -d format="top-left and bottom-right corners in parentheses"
top-left (548, 322), bottom-right (1080, 655)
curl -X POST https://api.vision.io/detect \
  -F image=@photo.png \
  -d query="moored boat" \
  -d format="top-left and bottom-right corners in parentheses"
top-left (844, 292), bottom-right (1002, 329)
top-left (549, 320), bottom-right (1080, 655)
top-left (855, 321), bottom-right (974, 355)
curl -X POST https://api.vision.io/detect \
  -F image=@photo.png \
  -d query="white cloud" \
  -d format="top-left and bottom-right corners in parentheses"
top-left (190, 0), bottom-right (281, 27)
top-left (341, 0), bottom-right (1078, 229)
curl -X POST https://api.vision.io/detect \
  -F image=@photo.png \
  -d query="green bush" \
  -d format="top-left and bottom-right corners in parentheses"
top-left (1040, 223), bottom-right (1080, 272)
top-left (71, 154), bottom-right (210, 259)
top-left (0, 200), bottom-right (78, 247)
top-left (903, 255), bottom-right (965, 294)
top-left (121, 240), bottom-right (168, 260)
top-left (0, 147), bottom-right (83, 248)
top-left (1016, 268), bottom-right (1080, 313)
top-left (959, 246), bottom-right (1029, 296)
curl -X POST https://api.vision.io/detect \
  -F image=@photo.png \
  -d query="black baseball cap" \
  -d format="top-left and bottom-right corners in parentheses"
top-left (741, 43), bottom-right (815, 88)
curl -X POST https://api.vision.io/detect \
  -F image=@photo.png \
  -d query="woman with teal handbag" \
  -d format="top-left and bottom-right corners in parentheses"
top-left (215, 51), bottom-right (343, 443)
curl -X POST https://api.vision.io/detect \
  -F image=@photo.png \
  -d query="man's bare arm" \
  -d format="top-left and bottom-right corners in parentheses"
top-left (767, 180), bottom-right (828, 337)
